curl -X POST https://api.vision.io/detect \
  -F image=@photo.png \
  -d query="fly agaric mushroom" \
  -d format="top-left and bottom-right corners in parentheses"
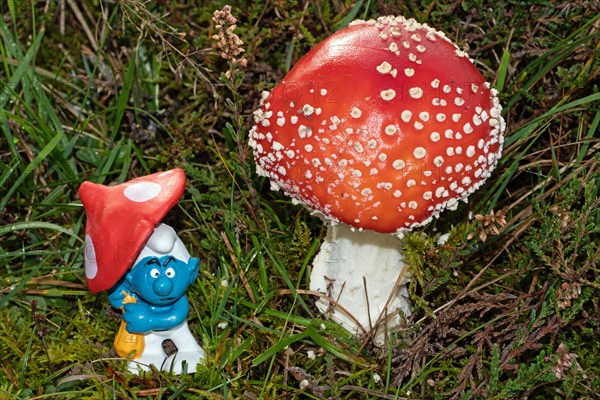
top-left (249, 16), bottom-right (505, 342)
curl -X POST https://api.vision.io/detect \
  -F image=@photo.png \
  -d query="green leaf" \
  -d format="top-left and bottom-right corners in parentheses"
top-left (307, 327), bottom-right (367, 366)
top-left (334, 0), bottom-right (364, 31)
top-left (495, 48), bottom-right (510, 91)
top-left (252, 330), bottom-right (308, 366)
top-left (0, 221), bottom-right (83, 243)
top-left (111, 55), bottom-right (136, 141)
top-left (0, 131), bottom-right (63, 210)
top-left (0, 23), bottom-right (44, 108)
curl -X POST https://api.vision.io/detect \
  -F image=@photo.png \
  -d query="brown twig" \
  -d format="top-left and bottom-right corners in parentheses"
top-left (221, 231), bottom-right (256, 303)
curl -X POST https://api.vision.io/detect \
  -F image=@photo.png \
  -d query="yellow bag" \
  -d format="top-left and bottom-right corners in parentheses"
top-left (113, 291), bottom-right (144, 359)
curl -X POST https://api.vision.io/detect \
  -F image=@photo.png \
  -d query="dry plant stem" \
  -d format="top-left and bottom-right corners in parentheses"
top-left (117, 0), bottom-right (214, 96)
top-left (221, 231), bottom-right (256, 304)
top-left (369, 262), bottom-right (411, 340)
top-left (507, 140), bottom-right (600, 214)
top-left (310, 223), bottom-right (411, 344)
top-left (340, 385), bottom-right (411, 400)
top-left (66, 0), bottom-right (99, 51)
top-left (278, 289), bottom-right (368, 333)
top-left (59, 0), bottom-right (65, 35)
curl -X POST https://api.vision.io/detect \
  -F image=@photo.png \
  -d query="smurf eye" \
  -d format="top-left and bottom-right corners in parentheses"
top-left (165, 267), bottom-right (175, 278)
top-left (150, 268), bottom-right (160, 278)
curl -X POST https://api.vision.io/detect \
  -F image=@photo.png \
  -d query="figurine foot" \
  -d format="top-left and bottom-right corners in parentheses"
top-left (128, 349), bottom-right (205, 374)
top-left (127, 322), bottom-right (205, 374)
top-left (164, 348), bottom-right (205, 374)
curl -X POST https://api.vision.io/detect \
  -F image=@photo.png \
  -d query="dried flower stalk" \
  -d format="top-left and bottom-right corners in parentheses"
top-left (468, 209), bottom-right (507, 242)
top-left (212, 5), bottom-right (248, 69)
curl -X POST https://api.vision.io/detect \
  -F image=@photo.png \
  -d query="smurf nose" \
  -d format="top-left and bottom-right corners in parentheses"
top-left (154, 277), bottom-right (173, 296)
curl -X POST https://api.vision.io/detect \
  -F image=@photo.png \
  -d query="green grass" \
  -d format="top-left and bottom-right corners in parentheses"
top-left (1, 0), bottom-right (599, 399)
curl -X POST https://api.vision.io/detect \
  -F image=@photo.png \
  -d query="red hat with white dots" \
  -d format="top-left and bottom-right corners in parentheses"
top-left (78, 168), bottom-right (186, 293)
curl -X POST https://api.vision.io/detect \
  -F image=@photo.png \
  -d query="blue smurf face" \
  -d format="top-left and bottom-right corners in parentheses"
top-left (126, 255), bottom-right (199, 306)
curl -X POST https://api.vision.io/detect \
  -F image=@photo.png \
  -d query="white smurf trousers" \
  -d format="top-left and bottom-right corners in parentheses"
top-left (128, 321), bottom-right (205, 374)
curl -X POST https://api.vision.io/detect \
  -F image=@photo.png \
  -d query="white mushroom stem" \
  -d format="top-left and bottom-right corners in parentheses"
top-left (310, 223), bottom-right (411, 344)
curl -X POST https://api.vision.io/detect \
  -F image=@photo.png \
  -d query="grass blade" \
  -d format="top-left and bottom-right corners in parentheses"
top-left (334, 0), bottom-right (364, 31)
top-left (575, 110), bottom-right (599, 167)
top-left (504, 92), bottom-right (600, 149)
top-left (0, 23), bottom-right (44, 108)
top-left (252, 331), bottom-right (308, 366)
top-left (111, 55), bottom-right (136, 141)
top-left (0, 221), bottom-right (83, 242)
top-left (0, 131), bottom-right (63, 210)
top-left (307, 327), bottom-right (367, 366)
top-left (495, 48), bottom-right (510, 91)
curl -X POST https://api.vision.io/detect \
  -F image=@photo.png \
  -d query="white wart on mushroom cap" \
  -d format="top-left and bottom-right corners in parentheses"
top-left (250, 15), bottom-right (505, 234)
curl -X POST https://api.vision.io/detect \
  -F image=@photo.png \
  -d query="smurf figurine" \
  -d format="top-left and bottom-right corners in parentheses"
top-left (79, 168), bottom-right (205, 374)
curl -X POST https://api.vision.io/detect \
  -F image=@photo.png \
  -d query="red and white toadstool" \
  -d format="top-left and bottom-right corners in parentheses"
top-left (79, 168), bottom-right (186, 293)
top-left (249, 16), bottom-right (505, 341)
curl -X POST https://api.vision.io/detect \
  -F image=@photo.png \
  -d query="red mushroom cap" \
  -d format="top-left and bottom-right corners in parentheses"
top-left (250, 16), bottom-right (505, 234)
top-left (79, 168), bottom-right (186, 293)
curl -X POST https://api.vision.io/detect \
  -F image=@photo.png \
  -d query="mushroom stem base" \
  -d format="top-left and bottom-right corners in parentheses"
top-left (310, 223), bottom-right (411, 344)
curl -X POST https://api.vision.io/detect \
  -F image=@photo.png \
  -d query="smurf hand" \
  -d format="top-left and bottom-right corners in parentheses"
top-left (123, 302), bottom-right (152, 333)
